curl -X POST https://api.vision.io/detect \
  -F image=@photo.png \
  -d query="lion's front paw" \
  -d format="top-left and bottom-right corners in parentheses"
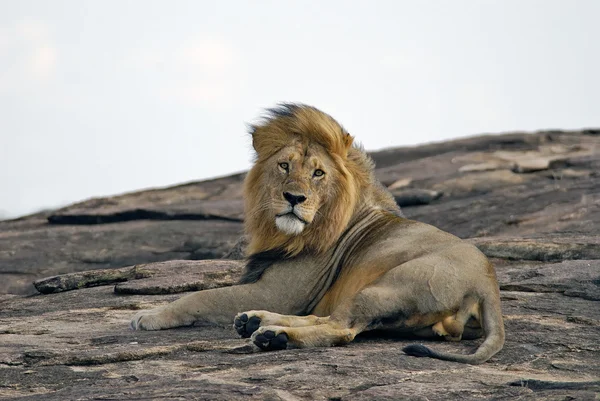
top-left (130, 309), bottom-right (167, 331)
top-left (233, 312), bottom-right (262, 338)
top-left (251, 326), bottom-right (289, 351)
top-left (130, 307), bottom-right (192, 331)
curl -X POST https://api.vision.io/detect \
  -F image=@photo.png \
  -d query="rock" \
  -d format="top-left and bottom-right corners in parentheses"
top-left (47, 199), bottom-right (244, 225)
top-left (33, 260), bottom-right (244, 295)
top-left (4, 129), bottom-right (598, 296)
top-left (48, 172), bottom-right (247, 223)
top-left (222, 236), bottom-right (248, 260)
top-left (469, 236), bottom-right (600, 262)
top-left (432, 170), bottom-right (526, 196)
top-left (405, 171), bottom-right (600, 240)
top-left (458, 162), bottom-right (507, 172)
top-left (0, 218), bottom-right (242, 295)
top-left (495, 259), bottom-right (600, 301)
top-left (387, 177), bottom-right (412, 190)
top-left (511, 157), bottom-right (572, 174)
top-left (511, 157), bottom-right (552, 173)
top-left (368, 130), bottom-right (548, 170)
top-left (1, 128), bottom-right (600, 399)
top-left (391, 188), bottom-right (443, 207)
top-left (1, 260), bottom-right (599, 400)
top-left (34, 265), bottom-right (152, 294)
top-left (113, 260), bottom-right (244, 295)
top-left (541, 168), bottom-right (592, 179)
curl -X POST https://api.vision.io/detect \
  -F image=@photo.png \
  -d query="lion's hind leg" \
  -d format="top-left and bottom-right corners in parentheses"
top-left (431, 296), bottom-right (481, 342)
top-left (431, 316), bottom-right (465, 342)
top-left (234, 310), bottom-right (329, 338)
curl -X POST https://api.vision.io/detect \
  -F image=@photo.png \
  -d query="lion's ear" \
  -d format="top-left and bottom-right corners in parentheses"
top-left (249, 126), bottom-right (286, 158)
top-left (250, 131), bottom-right (258, 152)
top-left (248, 124), bottom-right (264, 154)
top-left (343, 133), bottom-right (354, 152)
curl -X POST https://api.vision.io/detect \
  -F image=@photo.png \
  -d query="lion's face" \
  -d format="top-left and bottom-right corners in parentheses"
top-left (266, 141), bottom-right (337, 236)
top-left (243, 103), bottom-right (371, 256)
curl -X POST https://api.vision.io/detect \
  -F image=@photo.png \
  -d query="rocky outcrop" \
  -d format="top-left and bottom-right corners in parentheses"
top-left (0, 173), bottom-right (246, 295)
top-left (1, 129), bottom-right (599, 400)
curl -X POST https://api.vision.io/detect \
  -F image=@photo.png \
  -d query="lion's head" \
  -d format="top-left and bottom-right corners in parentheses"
top-left (243, 104), bottom-right (397, 257)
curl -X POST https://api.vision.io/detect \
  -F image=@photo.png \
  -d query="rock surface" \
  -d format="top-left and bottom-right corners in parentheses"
top-left (1, 129), bottom-right (599, 400)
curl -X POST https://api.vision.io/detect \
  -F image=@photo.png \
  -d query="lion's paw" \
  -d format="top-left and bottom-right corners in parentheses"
top-left (251, 326), bottom-right (289, 351)
top-left (130, 310), bottom-right (166, 331)
top-left (130, 307), bottom-right (191, 331)
top-left (233, 312), bottom-right (262, 338)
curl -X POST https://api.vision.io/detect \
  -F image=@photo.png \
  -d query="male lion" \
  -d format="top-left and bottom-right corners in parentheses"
top-left (131, 104), bottom-right (505, 364)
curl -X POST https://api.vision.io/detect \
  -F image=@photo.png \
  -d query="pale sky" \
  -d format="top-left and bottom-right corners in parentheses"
top-left (1, 0), bottom-right (599, 218)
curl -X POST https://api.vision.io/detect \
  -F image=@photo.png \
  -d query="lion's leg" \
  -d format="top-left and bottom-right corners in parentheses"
top-left (234, 310), bottom-right (330, 338)
top-left (130, 256), bottom-right (328, 331)
top-left (249, 285), bottom-right (403, 350)
top-left (431, 317), bottom-right (463, 342)
top-left (130, 285), bottom-right (273, 331)
top-left (251, 321), bottom-right (360, 350)
top-left (431, 296), bottom-right (481, 341)
top-left (244, 266), bottom-right (477, 351)
top-left (131, 279), bottom-right (310, 330)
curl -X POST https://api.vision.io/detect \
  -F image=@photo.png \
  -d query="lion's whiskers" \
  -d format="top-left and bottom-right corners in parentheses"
top-left (247, 200), bottom-right (275, 220)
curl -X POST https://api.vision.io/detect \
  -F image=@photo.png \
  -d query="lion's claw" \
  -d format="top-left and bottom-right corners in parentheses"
top-left (252, 329), bottom-right (288, 351)
top-left (234, 313), bottom-right (262, 338)
top-left (130, 315), bottom-right (142, 330)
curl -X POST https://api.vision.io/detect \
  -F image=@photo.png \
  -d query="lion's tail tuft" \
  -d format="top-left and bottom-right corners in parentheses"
top-left (402, 344), bottom-right (434, 358)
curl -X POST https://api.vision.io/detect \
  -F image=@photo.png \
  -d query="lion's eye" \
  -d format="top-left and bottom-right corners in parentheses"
top-left (279, 162), bottom-right (289, 171)
top-left (313, 169), bottom-right (325, 177)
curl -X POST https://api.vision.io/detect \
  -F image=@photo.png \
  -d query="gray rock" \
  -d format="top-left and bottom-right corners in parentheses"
top-left (0, 218), bottom-right (242, 295)
top-left (1, 267), bottom-right (599, 400)
top-left (1, 128), bottom-right (600, 399)
top-left (113, 260), bottom-right (244, 295)
top-left (470, 236), bottom-right (600, 262)
top-left (511, 157), bottom-right (571, 174)
top-left (391, 188), bottom-right (443, 206)
top-left (458, 161), bottom-right (508, 172)
top-left (34, 260), bottom-right (244, 295)
top-left (495, 259), bottom-right (600, 301)
top-left (222, 236), bottom-right (249, 260)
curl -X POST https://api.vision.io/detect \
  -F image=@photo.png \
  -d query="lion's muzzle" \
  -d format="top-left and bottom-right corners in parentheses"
top-left (283, 192), bottom-right (307, 206)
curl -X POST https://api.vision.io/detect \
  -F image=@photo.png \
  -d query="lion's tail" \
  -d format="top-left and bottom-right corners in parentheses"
top-left (402, 295), bottom-right (505, 365)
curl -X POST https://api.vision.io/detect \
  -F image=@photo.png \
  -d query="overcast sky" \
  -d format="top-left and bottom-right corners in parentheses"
top-left (1, 1), bottom-right (599, 218)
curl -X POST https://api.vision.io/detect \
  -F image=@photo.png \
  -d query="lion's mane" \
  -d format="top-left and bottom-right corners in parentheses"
top-left (243, 103), bottom-right (399, 259)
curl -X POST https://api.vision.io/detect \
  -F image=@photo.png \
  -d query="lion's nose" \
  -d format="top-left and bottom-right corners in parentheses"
top-left (283, 192), bottom-right (307, 206)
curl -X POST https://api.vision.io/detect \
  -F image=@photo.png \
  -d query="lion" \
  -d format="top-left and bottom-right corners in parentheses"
top-left (131, 103), bottom-right (505, 364)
